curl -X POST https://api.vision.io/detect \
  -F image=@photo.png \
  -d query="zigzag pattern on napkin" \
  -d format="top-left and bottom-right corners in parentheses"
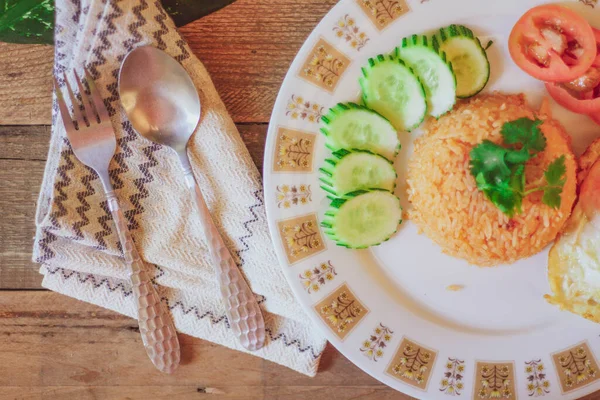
top-left (72, 166), bottom-right (97, 240)
top-left (163, 297), bottom-right (230, 326)
top-left (37, 230), bottom-right (58, 263)
top-left (49, 139), bottom-right (76, 233)
top-left (265, 328), bottom-right (321, 360)
top-left (109, 121), bottom-right (136, 190)
top-left (153, 0), bottom-right (169, 50)
top-left (94, 200), bottom-right (112, 250)
top-left (53, 0), bottom-right (68, 76)
top-left (43, 262), bottom-right (323, 361)
top-left (124, 143), bottom-right (161, 231)
top-left (123, 0), bottom-right (148, 52)
top-left (71, 0), bottom-right (82, 23)
top-left (88, 1), bottom-right (123, 117)
top-left (162, 298), bottom-right (321, 361)
top-left (151, 265), bottom-right (165, 285)
top-left (175, 39), bottom-right (190, 62)
top-left (234, 189), bottom-right (263, 268)
top-left (46, 266), bottom-right (133, 295)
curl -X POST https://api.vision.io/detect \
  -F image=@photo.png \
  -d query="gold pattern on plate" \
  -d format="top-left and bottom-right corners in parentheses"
top-left (276, 184), bottom-right (312, 208)
top-left (286, 95), bottom-right (324, 123)
top-left (525, 359), bottom-right (551, 397)
top-left (357, 0), bottom-right (410, 30)
top-left (277, 214), bottom-right (325, 264)
top-left (299, 37), bottom-right (350, 93)
top-left (552, 341), bottom-right (599, 394)
top-left (386, 337), bottom-right (438, 390)
top-left (299, 260), bottom-right (337, 294)
top-left (473, 361), bottom-right (516, 400)
top-left (360, 323), bottom-right (393, 362)
top-left (273, 127), bottom-right (316, 173)
top-left (314, 283), bottom-right (369, 340)
top-left (333, 14), bottom-right (370, 51)
top-left (440, 358), bottom-right (465, 396)
top-left (579, 0), bottom-right (597, 7)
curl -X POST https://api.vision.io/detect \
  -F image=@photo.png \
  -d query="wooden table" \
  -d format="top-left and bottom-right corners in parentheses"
top-left (0, 1), bottom-right (597, 399)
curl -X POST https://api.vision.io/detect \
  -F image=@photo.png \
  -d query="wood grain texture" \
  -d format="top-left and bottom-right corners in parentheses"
top-left (0, 125), bottom-right (51, 160)
top-left (0, 0), bottom-right (337, 125)
top-left (0, 291), bottom-right (413, 400)
top-left (0, 124), bottom-right (265, 289)
top-left (0, 159), bottom-right (45, 289)
top-left (0, 43), bottom-right (54, 125)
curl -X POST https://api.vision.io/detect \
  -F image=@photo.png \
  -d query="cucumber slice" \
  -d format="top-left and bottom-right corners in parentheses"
top-left (321, 190), bottom-right (402, 249)
top-left (396, 34), bottom-right (456, 118)
top-left (320, 149), bottom-right (397, 196)
top-left (321, 102), bottom-right (400, 161)
top-left (359, 54), bottom-right (427, 132)
top-left (437, 24), bottom-right (490, 98)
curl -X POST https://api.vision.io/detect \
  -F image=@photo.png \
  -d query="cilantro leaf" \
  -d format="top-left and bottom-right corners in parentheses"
top-left (470, 118), bottom-right (566, 216)
top-left (470, 140), bottom-right (511, 183)
top-left (505, 147), bottom-right (533, 165)
top-left (542, 155), bottom-right (566, 209)
top-left (543, 187), bottom-right (563, 209)
top-left (501, 118), bottom-right (546, 153)
top-left (545, 155), bottom-right (566, 186)
top-left (509, 164), bottom-right (525, 215)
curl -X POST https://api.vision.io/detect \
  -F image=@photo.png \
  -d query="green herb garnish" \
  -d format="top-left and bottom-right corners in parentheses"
top-left (469, 117), bottom-right (566, 217)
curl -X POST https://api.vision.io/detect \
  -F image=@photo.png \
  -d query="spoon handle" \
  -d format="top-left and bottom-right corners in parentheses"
top-left (181, 160), bottom-right (266, 352)
top-left (105, 190), bottom-right (181, 373)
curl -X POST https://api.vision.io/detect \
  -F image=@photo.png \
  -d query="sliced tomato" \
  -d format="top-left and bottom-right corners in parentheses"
top-left (509, 5), bottom-right (597, 82)
top-left (563, 67), bottom-right (600, 92)
top-left (546, 82), bottom-right (600, 114)
top-left (594, 28), bottom-right (600, 67)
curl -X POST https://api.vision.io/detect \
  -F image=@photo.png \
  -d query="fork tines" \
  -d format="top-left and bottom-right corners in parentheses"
top-left (54, 68), bottom-right (110, 131)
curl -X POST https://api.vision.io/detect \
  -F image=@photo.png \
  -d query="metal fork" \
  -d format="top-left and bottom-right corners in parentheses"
top-left (54, 69), bottom-right (181, 374)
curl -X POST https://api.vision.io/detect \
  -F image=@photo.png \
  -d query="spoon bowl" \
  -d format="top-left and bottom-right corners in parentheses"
top-left (119, 46), bottom-right (201, 153)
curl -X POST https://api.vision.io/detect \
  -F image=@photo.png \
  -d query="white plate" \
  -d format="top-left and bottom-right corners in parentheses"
top-left (263, 1), bottom-right (600, 398)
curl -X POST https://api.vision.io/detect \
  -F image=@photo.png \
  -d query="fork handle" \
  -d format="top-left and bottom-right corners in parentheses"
top-left (106, 191), bottom-right (181, 373)
top-left (180, 159), bottom-right (266, 351)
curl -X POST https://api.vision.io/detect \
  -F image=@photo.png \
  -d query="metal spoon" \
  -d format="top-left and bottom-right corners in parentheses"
top-left (118, 46), bottom-right (266, 351)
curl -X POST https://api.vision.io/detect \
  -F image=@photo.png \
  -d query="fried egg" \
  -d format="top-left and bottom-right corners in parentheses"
top-left (546, 139), bottom-right (600, 322)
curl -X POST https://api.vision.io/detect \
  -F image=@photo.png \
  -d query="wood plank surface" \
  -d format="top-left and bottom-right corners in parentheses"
top-left (0, 291), bottom-right (411, 400)
top-left (0, 0), bottom-right (337, 125)
top-left (0, 44), bottom-right (54, 125)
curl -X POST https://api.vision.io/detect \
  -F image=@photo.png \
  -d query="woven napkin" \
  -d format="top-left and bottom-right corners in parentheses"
top-left (32, 0), bottom-right (327, 376)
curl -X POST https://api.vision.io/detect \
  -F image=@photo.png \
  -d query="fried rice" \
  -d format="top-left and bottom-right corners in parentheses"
top-left (407, 93), bottom-right (577, 266)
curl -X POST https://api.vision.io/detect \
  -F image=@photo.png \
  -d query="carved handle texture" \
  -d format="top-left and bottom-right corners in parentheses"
top-left (107, 193), bottom-right (181, 373)
top-left (182, 168), bottom-right (266, 351)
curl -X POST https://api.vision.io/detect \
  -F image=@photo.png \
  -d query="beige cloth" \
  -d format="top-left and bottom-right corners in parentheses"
top-left (33, 0), bottom-right (327, 376)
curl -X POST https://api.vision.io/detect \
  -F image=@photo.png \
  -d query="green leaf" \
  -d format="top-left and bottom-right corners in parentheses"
top-left (501, 118), bottom-right (546, 153)
top-left (541, 155), bottom-right (566, 209)
top-left (162, 0), bottom-right (236, 27)
top-left (504, 147), bottom-right (532, 165)
top-left (545, 155), bottom-right (567, 186)
top-left (508, 164), bottom-right (525, 215)
top-left (0, 0), bottom-right (54, 45)
top-left (470, 140), bottom-right (511, 183)
top-left (0, 0), bottom-right (236, 45)
top-left (470, 118), bottom-right (566, 217)
top-left (543, 187), bottom-right (563, 209)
